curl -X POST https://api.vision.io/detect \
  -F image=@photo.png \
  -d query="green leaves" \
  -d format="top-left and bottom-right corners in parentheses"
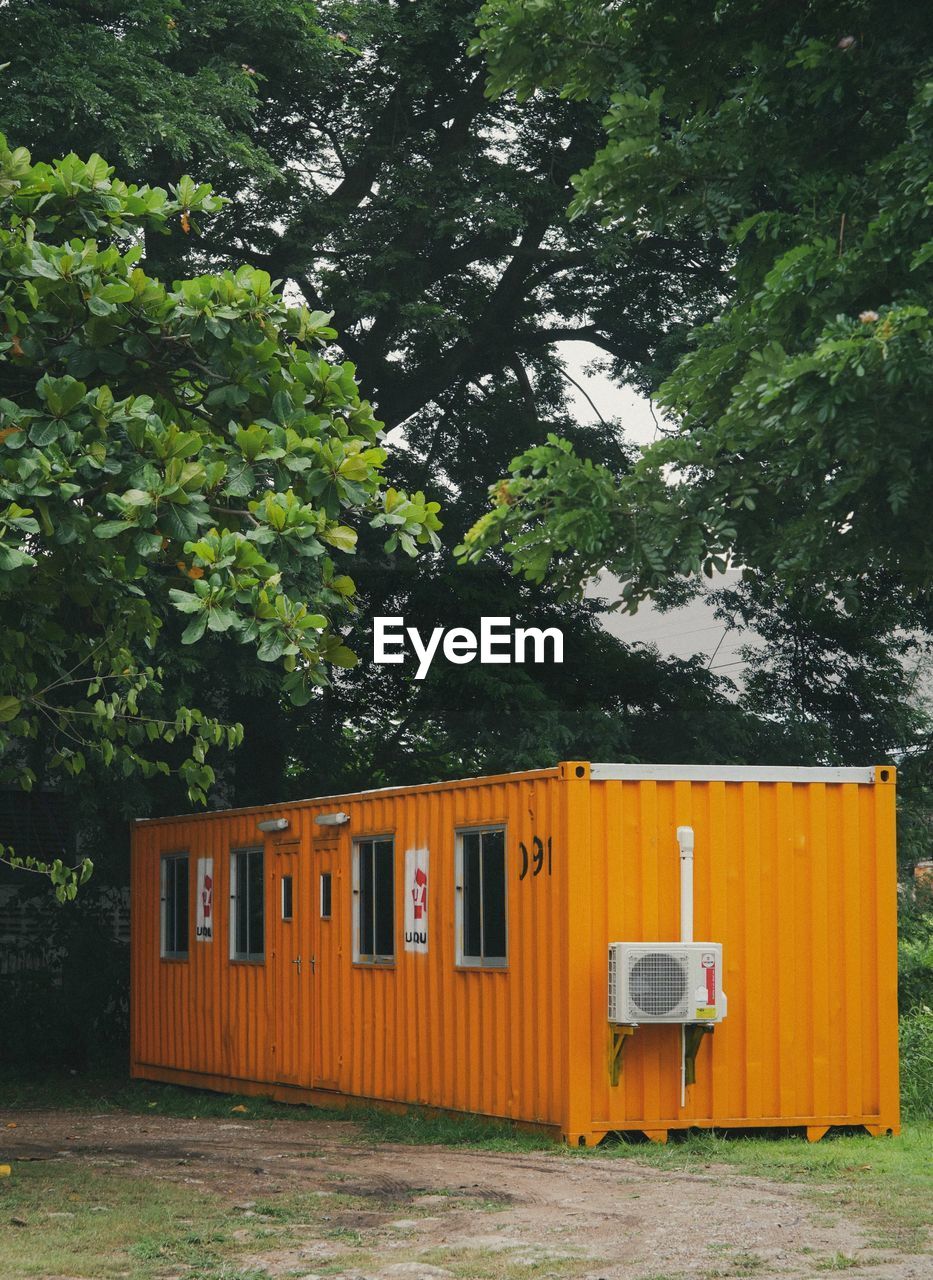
top-left (36, 374), bottom-right (87, 417)
top-left (327, 645), bottom-right (358, 669)
top-left (322, 523), bottom-right (357, 552)
top-left (371, 487), bottom-right (442, 556)
top-left (0, 846), bottom-right (95, 903)
top-left (181, 614), bottom-right (208, 644)
top-left (0, 695), bottom-right (22, 722)
top-left (0, 542), bottom-right (35, 569)
top-left (235, 424), bottom-right (272, 461)
top-left (0, 132), bottom-right (442, 899)
top-left (93, 521), bottom-right (130, 539)
top-left (468, 0), bottom-right (933, 609)
top-left (168, 588), bottom-right (204, 614)
top-left (121, 488), bottom-right (152, 507)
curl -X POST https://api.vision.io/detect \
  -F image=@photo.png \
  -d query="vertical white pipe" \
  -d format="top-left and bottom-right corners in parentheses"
top-left (678, 825), bottom-right (696, 1106)
top-left (677, 825), bottom-right (695, 945)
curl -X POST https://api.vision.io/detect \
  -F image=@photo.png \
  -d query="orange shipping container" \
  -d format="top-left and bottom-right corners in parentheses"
top-left (130, 761), bottom-right (900, 1144)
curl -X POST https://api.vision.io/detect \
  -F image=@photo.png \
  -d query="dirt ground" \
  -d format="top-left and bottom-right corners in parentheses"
top-left (2, 1110), bottom-right (929, 1280)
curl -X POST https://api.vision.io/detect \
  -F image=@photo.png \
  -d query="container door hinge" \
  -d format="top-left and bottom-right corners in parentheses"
top-left (608, 1024), bottom-right (636, 1086)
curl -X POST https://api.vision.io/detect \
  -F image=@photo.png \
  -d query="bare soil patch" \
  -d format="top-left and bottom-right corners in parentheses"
top-left (2, 1109), bottom-right (928, 1280)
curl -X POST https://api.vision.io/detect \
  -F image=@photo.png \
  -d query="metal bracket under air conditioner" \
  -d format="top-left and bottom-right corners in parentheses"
top-left (683, 1022), bottom-right (714, 1087)
top-left (608, 1023), bottom-right (636, 1086)
top-left (609, 1021), bottom-right (714, 1090)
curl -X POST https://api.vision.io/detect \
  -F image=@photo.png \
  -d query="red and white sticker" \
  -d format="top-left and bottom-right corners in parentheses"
top-left (403, 846), bottom-right (429, 953)
top-left (196, 857), bottom-right (213, 941)
top-left (700, 951), bottom-right (716, 1003)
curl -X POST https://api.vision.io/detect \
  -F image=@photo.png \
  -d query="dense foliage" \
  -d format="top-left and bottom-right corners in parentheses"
top-left (0, 0), bottom-right (760, 815)
top-left (1, 0), bottom-right (928, 882)
top-left (464, 1), bottom-right (933, 613)
top-left (0, 137), bottom-right (438, 892)
top-left (709, 578), bottom-right (928, 765)
top-left (0, 0), bottom-right (337, 188)
top-left (0, 0), bottom-right (929, 1077)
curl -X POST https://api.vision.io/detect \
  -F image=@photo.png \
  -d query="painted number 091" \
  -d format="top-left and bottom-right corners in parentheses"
top-left (519, 836), bottom-right (552, 880)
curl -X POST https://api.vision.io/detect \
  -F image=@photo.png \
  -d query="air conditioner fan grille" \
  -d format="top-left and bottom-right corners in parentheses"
top-left (628, 951), bottom-right (688, 1017)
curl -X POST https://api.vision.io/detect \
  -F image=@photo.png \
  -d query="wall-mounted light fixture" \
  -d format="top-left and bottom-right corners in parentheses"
top-left (257, 817), bottom-right (290, 833)
top-left (314, 812), bottom-right (350, 826)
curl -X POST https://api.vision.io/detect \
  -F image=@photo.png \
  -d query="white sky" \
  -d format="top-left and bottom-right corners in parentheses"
top-left (558, 341), bottom-right (755, 676)
top-left (558, 340), bottom-right (661, 447)
top-left (589, 571), bottom-right (756, 682)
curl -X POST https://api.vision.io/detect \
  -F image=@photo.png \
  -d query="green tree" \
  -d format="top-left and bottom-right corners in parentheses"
top-left (1, 0), bottom-right (751, 804)
top-left (0, 1), bottom-right (337, 185)
top-left (1, 0), bottom-right (722, 415)
top-left (0, 137), bottom-right (438, 895)
top-left (709, 577), bottom-right (928, 764)
top-left (464, 1), bottom-right (933, 611)
top-left (3, 0), bottom-right (928, 1065)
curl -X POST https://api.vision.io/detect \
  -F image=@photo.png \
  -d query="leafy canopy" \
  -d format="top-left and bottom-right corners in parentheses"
top-left (0, 0), bottom-right (341, 183)
top-left (3, 0), bottom-right (917, 843)
top-left (0, 0), bottom-right (768, 846)
top-left (464, 2), bottom-right (933, 611)
top-left (0, 136), bottom-right (439, 893)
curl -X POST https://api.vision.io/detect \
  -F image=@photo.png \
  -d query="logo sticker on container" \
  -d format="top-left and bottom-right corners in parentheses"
top-left (196, 857), bottom-right (214, 941)
top-left (404, 847), bottom-right (429, 952)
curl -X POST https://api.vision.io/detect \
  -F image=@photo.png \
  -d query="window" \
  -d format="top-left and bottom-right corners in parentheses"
top-left (320, 872), bottom-right (332, 920)
top-left (281, 874), bottom-right (293, 922)
top-left (231, 848), bottom-right (264, 961)
top-left (160, 854), bottom-right (189, 958)
top-left (354, 837), bottom-right (394, 962)
top-left (456, 827), bottom-right (507, 967)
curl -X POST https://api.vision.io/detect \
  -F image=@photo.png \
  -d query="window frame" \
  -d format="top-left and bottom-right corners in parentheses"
top-left (352, 834), bottom-right (395, 965)
top-left (160, 852), bottom-right (190, 960)
top-left (320, 871), bottom-right (333, 921)
top-left (281, 873), bottom-right (294, 922)
top-left (455, 825), bottom-right (508, 970)
top-left (229, 846), bottom-right (265, 963)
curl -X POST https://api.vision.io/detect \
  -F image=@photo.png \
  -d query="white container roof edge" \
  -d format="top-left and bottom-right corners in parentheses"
top-left (590, 764), bottom-right (880, 783)
top-left (135, 762), bottom-right (885, 824)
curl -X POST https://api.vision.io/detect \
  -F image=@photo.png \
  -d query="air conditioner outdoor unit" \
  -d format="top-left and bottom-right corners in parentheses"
top-left (608, 941), bottom-right (725, 1025)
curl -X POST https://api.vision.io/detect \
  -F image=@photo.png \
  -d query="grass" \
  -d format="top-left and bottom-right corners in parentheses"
top-left (0, 1160), bottom-right (240, 1279)
top-left (417, 1245), bottom-right (587, 1280)
top-left (704, 1253), bottom-right (767, 1278)
top-left (2, 1068), bottom-right (931, 1273)
top-left (0, 1161), bottom-right (392, 1280)
top-left (353, 1109), bottom-right (932, 1255)
top-left (1, 1067), bottom-right (556, 1152)
top-left (589, 1123), bottom-right (932, 1253)
top-left (899, 1005), bottom-right (933, 1119)
top-left (0, 1068), bottom-right (351, 1124)
top-left (0, 1153), bottom-right (588, 1280)
top-left (351, 1101), bottom-right (552, 1150)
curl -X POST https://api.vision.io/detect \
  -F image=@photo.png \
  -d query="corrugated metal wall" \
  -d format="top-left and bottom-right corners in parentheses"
top-left (575, 771), bottom-right (900, 1138)
top-left (131, 769), bottom-right (570, 1129)
top-left (131, 763), bottom-right (900, 1141)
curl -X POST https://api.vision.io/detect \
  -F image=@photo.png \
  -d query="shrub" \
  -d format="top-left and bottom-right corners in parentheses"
top-left (899, 1005), bottom-right (933, 1120)
top-left (898, 883), bottom-right (933, 1011)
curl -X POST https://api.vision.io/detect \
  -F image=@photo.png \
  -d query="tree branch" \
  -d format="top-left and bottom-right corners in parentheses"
top-left (508, 355), bottom-right (537, 416)
top-left (557, 365), bottom-right (606, 425)
top-left (517, 325), bottom-right (651, 366)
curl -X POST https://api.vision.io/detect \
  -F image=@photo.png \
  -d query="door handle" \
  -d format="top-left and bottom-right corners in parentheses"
top-left (292, 954), bottom-right (302, 975)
